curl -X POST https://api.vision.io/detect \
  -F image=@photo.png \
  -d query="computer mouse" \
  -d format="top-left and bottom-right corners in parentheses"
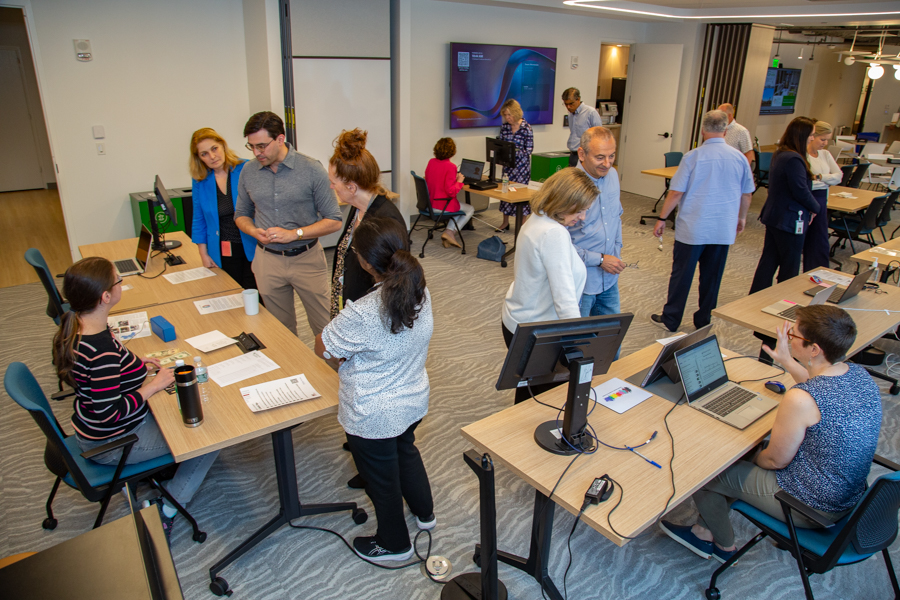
top-left (765, 381), bottom-right (786, 394)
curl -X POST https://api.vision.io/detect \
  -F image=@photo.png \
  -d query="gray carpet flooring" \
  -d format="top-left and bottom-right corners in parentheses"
top-left (2, 187), bottom-right (900, 599)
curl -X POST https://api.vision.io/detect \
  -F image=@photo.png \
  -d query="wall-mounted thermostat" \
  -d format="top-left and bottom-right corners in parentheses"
top-left (74, 39), bottom-right (92, 62)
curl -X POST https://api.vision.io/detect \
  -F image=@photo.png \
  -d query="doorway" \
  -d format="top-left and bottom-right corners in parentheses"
top-left (596, 43), bottom-right (629, 165)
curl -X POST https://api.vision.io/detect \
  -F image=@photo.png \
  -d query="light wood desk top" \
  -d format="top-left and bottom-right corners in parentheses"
top-left (851, 236), bottom-right (900, 266)
top-left (463, 183), bottom-right (533, 204)
top-left (827, 186), bottom-right (883, 213)
top-left (124, 294), bottom-right (339, 462)
top-left (461, 343), bottom-right (788, 546)
top-left (79, 232), bottom-right (243, 315)
top-left (641, 166), bottom-right (678, 179)
top-left (759, 145), bottom-right (777, 153)
top-left (712, 268), bottom-right (900, 358)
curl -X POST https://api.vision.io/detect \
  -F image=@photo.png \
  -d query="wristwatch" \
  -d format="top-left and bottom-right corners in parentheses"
top-left (322, 350), bottom-right (332, 360)
top-left (296, 228), bottom-right (304, 240)
top-left (599, 254), bottom-right (604, 265)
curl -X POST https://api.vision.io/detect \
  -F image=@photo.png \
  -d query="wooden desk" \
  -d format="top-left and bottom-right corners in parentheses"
top-left (712, 269), bottom-right (900, 359)
top-left (464, 184), bottom-right (534, 268)
top-left (79, 232), bottom-right (243, 315)
top-left (640, 166), bottom-right (678, 179)
top-left (851, 236), bottom-right (900, 267)
top-left (759, 144), bottom-right (777, 153)
top-left (460, 343), bottom-right (787, 598)
top-left (827, 186), bottom-right (882, 214)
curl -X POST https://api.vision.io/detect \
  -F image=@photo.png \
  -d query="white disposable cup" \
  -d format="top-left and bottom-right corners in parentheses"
top-left (243, 289), bottom-right (260, 315)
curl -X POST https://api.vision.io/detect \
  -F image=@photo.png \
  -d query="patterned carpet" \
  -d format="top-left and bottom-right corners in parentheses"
top-left (2, 187), bottom-right (899, 599)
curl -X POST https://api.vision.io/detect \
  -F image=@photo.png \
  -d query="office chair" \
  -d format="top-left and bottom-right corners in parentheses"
top-left (887, 141), bottom-right (900, 156)
top-left (4, 362), bottom-right (206, 542)
top-left (862, 154), bottom-right (893, 190)
top-left (24, 248), bottom-right (69, 326)
top-left (756, 151), bottom-right (773, 189)
top-left (409, 171), bottom-right (466, 257)
top-left (828, 194), bottom-right (889, 256)
top-left (839, 164), bottom-right (855, 187)
top-left (639, 151), bottom-right (682, 229)
top-left (846, 163), bottom-right (870, 189)
top-left (705, 454), bottom-right (900, 600)
top-left (876, 190), bottom-right (899, 242)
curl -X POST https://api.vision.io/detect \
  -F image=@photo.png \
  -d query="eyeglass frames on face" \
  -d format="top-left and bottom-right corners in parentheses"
top-left (787, 326), bottom-right (811, 343)
top-left (245, 138), bottom-right (275, 153)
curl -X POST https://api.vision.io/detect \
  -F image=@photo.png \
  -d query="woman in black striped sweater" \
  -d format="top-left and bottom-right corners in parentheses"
top-left (52, 257), bottom-right (218, 539)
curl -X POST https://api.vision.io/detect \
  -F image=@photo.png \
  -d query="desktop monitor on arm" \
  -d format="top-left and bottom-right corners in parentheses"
top-left (485, 137), bottom-right (517, 184)
top-left (152, 175), bottom-right (185, 266)
top-left (496, 314), bottom-right (634, 456)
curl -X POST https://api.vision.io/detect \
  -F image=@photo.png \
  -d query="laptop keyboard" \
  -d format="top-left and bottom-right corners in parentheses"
top-left (703, 387), bottom-right (757, 417)
top-left (115, 259), bottom-right (139, 273)
top-left (827, 287), bottom-right (845, 302)
top-left (776, 305), bottom-right (798, 321)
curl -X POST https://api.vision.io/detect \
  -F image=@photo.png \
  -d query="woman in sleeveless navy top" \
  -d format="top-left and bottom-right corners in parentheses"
top-left (659, 304), bottom-right (881, 563)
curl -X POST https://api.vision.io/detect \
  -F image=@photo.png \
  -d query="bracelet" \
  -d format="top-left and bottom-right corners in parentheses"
top-left (657, 217), bottom-right (667, 221)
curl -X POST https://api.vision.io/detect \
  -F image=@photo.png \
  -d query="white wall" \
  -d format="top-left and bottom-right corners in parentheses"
top-left (25, 0), bottom-right (253, 258)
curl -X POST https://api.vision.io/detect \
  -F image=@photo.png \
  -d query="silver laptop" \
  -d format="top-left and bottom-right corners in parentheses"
top-left (673, 335), bottom-right (779, 430)
top-left (802, 268), bottom-right (874, 304)
top-left (113, 225), bottom-right (153, 277)
top-left (761, 284), bottom-right (834, 322)
top-left (460, 158), bottom-right (485, 185)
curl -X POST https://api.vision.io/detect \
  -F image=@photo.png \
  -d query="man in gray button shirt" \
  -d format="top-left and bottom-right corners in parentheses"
top-left (563, 88), bottom-right (603, 167)
top-left (235, 111), bottom-right (342, 337)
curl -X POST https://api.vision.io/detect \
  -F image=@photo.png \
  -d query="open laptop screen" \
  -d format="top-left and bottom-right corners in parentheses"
top-left (674, 336), bottom-right (729, 402)
top-left (460, 159), bottom-right (484, 180)
top-left (135, 225), bottom-right (153, 269)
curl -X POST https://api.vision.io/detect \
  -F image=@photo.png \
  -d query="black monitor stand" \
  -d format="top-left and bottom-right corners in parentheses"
top-left (533, 354), bottom-right (596, 455)
top-left (149, 207), bottom-right (185, 266)
top-left (487, 156), bottom-right (500, 184)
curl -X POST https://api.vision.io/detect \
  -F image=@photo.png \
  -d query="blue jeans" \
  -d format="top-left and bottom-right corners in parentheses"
top-left (580, 284), bottom-right (622, 359)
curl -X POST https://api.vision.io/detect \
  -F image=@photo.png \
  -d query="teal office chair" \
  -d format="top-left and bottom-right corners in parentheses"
top-left (409, 171), bottom-right (466, 257)
top-left (705, 455), bottom-right (900, 600)
top-left (24, 248), bottom-right (69, 325)
top-left (829, 194), bottom-right (888, 255)
top-left (4, 362), bottom-right (206, 542)
top-left (639, 151), bottom-right (682, 228)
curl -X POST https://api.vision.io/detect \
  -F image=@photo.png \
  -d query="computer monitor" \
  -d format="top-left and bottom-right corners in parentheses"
top-left (496, 313), bottom-right (633, 455)
top-left (152, 175), bottom-right (184, 265)
top-left (485, 137), bottom-right (517, 183)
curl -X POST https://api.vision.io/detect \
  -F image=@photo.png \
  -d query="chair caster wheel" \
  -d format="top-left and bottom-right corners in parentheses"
top-left (427, 232), bottom-right (434, 240)
top-left (42, 518), bottom-right (57, 530)
top-left (193, 530), bottom-right (207, 543)
top-left (461, 250), bottom-right (466, 255)
top-left (352, 508), bottom-right (368, 524)
top-left (500, 260), bottom-right (507, 268)
top-left (891, 384), bottom-right (900, 395)
top-left (210, 577), bottom-right (232, 596)
top-left (640, 218), bottom-right (646, 225)
top-left (705, 588), bottom-right (721, 600)
top-left (472, 551), bottom-right (481, 567)
top-left (419, 252), bottom-right (425, 259)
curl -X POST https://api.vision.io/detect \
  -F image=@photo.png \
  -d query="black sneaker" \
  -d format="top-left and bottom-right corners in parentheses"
top-left (347, 474), bottom-right (367, 489)
top-left (342, 441), bottom-right (351, 452)
top-left (650, 314), bottom-right (676, 333)
top-left (353, 536), bottom-right (414, 562)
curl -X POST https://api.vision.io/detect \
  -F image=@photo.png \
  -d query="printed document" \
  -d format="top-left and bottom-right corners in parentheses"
top-left (208, 351), bottom-right (279, 387)
top-left (240, 374), bottom-right (321, 412)
top-left (194, 293), bottom-right (244, 314)
top-left (185, 330), bottom-right (239, 353)
top-left (163, 267), bottom-right (216, 285)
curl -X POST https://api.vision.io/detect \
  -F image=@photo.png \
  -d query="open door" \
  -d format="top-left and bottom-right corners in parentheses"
top-left (618, 43), bottom-right (683, 199)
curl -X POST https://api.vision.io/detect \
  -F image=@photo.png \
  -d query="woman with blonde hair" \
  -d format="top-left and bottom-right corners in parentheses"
top-left (501, 167), bottom-right (596, 403)
top-left (803, 120), bottom-right (843, 271)
top-left (496, 98), bottom-right (534, 232)
top-left (189, 128), bottom-right (258, 291)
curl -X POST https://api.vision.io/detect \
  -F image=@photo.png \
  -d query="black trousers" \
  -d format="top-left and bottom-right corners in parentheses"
top-left (749, 227), bottom-right (806, 294)
top-left (802, 189), bottom-right (830, 272)
top-left (661, 241), bottom-right (729, 331)
top-left (502, 322), bottom-right (565, 404)
top-left (220, 242), bottom-right (259, 293)
top-left (568, 151), bottom-right (579, 167)
top-left (346, 420), bottom-right (433, 552)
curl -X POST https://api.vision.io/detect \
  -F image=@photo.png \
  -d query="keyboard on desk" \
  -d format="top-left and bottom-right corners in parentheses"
top-left (776, 304), bottom-right (799, 321)
top-left (114, 258), bottom-right (140, 274)
top-left (702, 387), bottom-right (757, 417)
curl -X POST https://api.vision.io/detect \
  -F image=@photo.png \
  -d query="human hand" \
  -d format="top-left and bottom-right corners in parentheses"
top-left (761, 320), bottom-right (792, 365)
top-left (150, 367), bottom-right (176, 393)
top-left (144, 357), bottom-right (163, 370)
top-left (809, 213), bottom-right (816, 224)
top-left (736, 218), bottom-right (746, 235)
top-left (252, 227), bottom-right (269, 244)
top-left (600, 255), bottom-right (626, 274)
top-left (456, 172), bottom-right (465, 183)
top-left (653, 220), bottom-right (666, 238)
top-left (200, 254), bottom-right (217, 269)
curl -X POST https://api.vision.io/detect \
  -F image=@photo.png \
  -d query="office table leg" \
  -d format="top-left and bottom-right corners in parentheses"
top-left (463, 191), bottom-right (476, 230)
top-left (475, 489), bottom-right (563, 600)
top-left (208, 426), bottom-right (366, 596)
top-left (500, 203), bottom-right (524, 268)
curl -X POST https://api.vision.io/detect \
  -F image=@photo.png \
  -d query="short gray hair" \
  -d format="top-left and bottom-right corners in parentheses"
top-left (580, 126), bottom-right (615, 150)
top-left (702, 110), bottom-right (728, 134)
top-left (562, 87), bottom-right (580, 101)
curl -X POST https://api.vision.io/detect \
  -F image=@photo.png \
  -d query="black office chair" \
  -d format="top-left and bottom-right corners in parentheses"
top-left (846, 163), bottom-right (870, 189)
top-left (4, 362), bottom-right (206, 541)
top-left (756, 151), bottom-right (773, 190)
top-left (24, 248), bottom-right (69, 326)
top-left (705, 454), bottom-right (900, 600)
top-left (829, 194), bottom-right (889, 256)
top-left (876, 190), bottom-right (899, 242)
top-left (839, 164), bottom-right (855, 187)
top-left (409, 171), bottom-right (466, 257)
top-left (639, 152), bottom-right (682, 228)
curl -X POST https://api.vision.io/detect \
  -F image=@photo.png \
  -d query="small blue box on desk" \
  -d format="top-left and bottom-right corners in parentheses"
top-left (150, 316), bottom-right (176, 342)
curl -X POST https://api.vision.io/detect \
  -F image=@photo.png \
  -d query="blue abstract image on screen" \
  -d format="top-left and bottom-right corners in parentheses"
top-left (450, 43), bottom-right (557, 129)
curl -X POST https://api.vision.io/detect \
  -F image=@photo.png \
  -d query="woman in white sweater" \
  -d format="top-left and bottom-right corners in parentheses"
top-left (803, 120), bottom-right (843, 271)
top-left (501, 167), bottom-right (597, 403)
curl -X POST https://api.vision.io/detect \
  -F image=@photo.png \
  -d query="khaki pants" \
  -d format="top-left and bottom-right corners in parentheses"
top-left (252, 243), bottom-right (330, 337)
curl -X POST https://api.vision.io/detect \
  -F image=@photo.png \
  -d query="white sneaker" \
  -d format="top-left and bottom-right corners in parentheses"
top-left (415, 513), bottom-right (436, 530)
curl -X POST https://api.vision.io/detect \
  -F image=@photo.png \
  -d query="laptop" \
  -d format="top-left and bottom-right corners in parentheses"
top-left (802, 268), bottom-right (874, 304)
top-left (673, 335), bottom-right (779, 430)
top-left (624, 324), bottom-right (713, 403)
top-left (761, 284), bottom-right (834, 322)
top-left (461, 158), bottom-right (497, 191)
top-left (113, 225), bottom-right (153, 277)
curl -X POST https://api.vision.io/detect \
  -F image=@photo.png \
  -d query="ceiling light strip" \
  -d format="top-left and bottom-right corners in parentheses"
top-left (564, 0), bottom-right (900, 21)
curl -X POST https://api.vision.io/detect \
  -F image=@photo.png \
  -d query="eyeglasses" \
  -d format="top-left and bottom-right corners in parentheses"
top-left (245, 138), bottom-right (275, 153)
top-left (787, 326), bottom-right (811, 343)
top-left (109, 278), bottom-right (123, 290)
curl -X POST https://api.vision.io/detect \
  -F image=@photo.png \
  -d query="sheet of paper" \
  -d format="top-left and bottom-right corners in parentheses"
top-left (121, 283), bottom-right (134, 291)
top-left (185, 330), bottom-right (239, 353)
top-left (869, 247), bottom-right (900, 258)
top-left (808, 269), bottom-right (853, 287)
top-left (832, 192), bottom-right (856, 199)
top-left (145, 348), bottom-right (191, 366)
top-left (108, 311), bottom-right (151, 340)
top-left (208, 351), bottom-right (279, 387)
top-left (656, 332), bottom-right (687, 345)
top-left (527, 180), bottom-right (544, 191)
top-left (163, 267), bottom-right (216, 285)
top-left (240, 374), bottom-right (321, 413)
top-left (194, 293), bottom-right (245, 315)
top-left (593, 377), bottom-right (653, 415)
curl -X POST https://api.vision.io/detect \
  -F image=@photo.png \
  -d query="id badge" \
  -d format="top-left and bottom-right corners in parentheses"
top-left (794, 211), bottom-right (804, 235)
top-left (221, 240), bottom-right (232, 257)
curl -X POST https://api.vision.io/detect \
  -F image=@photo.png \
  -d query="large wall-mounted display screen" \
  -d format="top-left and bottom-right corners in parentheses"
top-left (450, 43), bottom-right (557, 129)
top-left (760, 67), bottom-right (801, 116)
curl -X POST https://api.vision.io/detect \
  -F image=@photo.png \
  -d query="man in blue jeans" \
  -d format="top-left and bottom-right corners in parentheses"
top-left (568, 126), bottom-right (626, 355)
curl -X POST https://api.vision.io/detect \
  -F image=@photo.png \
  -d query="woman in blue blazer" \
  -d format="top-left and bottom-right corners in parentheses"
top-left (749, 117), bottom-right (820, 294)
top-left (189, 128), bottom-right (258, 291)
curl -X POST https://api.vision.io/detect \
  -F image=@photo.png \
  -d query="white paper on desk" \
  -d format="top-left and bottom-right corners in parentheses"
top-left (185, 330), bottom-right (239, 353)
top-left (208, 351), bottom-right (280, 387)
top-left (527, 180), bottom-right (544, 191)
top-left (108, 312), bottom-right (151, 340)
top-left (120, 284), bottom-right (133, 292)
top-left (593, 377), bottom-right (653, 414)
top-left (240, 374), bottom-right (321, 413)
top-left (194, 293), bottom-right (244, 315)
top-left (832, 192), bottom-right (856, 199)
top-left (163, 267), bottom-right (216, 285)
top-left (869, 247), bottom-right (900, 258)
top-left (808, 269), bottom-right (853, 287)
top-left (656, 332), bottom-right (687, 345)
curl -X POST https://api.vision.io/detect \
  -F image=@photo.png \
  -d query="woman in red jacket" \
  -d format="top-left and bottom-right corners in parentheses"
top-left (424, 137), bottom-right (474, 248)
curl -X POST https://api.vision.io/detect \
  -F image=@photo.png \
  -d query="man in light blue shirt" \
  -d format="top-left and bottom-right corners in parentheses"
top-left (650, 110), bottom-right (754, 332)
top-left (568, 127), bottom-right (625, 327)
top-left (563, 88), bottom-right (603, 166)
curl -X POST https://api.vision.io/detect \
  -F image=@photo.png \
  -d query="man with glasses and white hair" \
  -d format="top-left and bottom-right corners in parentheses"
top-left (235, 111), bottom-right (342, 337)
top-left (650, 110), bottom-right (754, 333)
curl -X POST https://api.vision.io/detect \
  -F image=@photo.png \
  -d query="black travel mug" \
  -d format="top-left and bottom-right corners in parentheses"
top-left (174, 365), bottom-right (203, 428)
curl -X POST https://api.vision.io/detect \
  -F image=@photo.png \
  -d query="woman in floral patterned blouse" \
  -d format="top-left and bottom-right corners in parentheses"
top-left (496, 99), bottom-right (534, 232)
